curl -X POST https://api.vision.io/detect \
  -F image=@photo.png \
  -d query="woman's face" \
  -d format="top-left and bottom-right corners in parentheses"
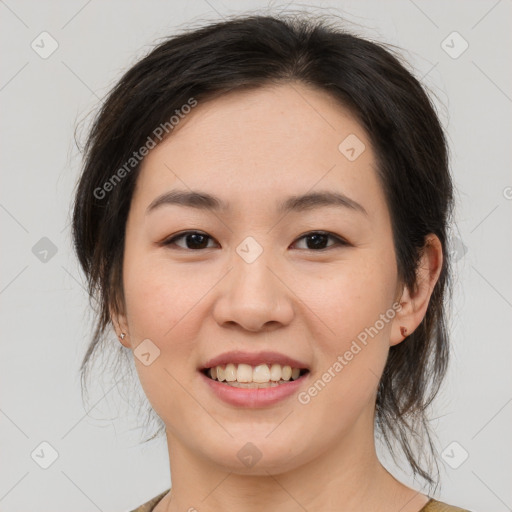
top-left (117, 83), bottom-right (404, 473)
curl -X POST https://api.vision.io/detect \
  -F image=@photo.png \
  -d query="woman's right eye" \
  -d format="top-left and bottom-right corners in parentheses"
top-left (162, 231), bottom-right (218, 250)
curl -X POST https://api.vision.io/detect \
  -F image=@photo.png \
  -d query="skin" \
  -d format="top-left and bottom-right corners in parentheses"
top-left (112, 83), bottom-right (443, 512)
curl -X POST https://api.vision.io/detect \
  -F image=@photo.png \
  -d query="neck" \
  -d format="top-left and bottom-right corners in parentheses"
top-left (159, 408), bottom-right (428, 512)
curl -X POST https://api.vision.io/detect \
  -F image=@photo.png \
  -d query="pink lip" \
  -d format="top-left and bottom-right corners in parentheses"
top-left (199, 370), bottom-right (310, 408)
top-left (200, 350), bottom-right (310, 370)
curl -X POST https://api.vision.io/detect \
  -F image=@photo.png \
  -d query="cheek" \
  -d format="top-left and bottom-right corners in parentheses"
top-left (122, 255), bottom-right (210, 420)
top-left (305, 255), bottom-right (397, 348)
top-left (123, 250), bottom-right (206, 339)
top-left (298, 253), bottom-right (397, 406)
top-left (121, 253), bottom-right (201, 391)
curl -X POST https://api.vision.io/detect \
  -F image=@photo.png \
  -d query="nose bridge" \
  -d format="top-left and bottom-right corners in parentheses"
top-left (233, 241), bottom-right (276, 299)
top-left (213, 236), bottom-right (293, 331)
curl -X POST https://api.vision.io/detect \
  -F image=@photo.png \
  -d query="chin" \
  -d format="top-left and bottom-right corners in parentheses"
top-left (196, 433), bottom-right (308, 475)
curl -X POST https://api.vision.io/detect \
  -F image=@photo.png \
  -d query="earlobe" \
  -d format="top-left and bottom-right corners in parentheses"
top-left (389, 324), bottom-right (408, 347)
top-left (117, 331), bottom-right (130, 348)
top-left (110, 305), bottom-right (130, 348)
top-left (115, 325), bottom-right (130, 348)
top-left (390, 292), bottom-right (413, 346)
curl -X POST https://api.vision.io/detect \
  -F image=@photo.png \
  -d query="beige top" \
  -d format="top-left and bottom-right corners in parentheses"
top-left (129, 489), bottom-right (472, 512)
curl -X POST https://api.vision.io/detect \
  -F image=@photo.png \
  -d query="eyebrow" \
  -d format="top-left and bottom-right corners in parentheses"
top-left (146, 189), bottom-right (367, 216)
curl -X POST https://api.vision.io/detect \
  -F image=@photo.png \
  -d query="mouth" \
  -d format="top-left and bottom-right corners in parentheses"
top-left (200, 363), bottom-right (310, 389)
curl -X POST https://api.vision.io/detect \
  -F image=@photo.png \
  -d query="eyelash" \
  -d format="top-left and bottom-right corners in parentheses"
top-left (161, 230), bottom-right (349, 252)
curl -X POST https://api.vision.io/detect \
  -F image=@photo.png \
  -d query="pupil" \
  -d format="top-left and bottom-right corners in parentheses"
top-left (187, 233), bottom-right (208, 249)
top-left (307, 233), bottom-right (327, 250)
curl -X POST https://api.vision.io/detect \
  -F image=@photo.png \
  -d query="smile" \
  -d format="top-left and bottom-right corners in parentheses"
top-left (202, 363), bottom-right (309, 388)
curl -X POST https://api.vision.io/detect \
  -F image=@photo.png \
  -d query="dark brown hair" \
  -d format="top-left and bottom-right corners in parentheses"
top-left (72, 12), bottom-right (454, 491)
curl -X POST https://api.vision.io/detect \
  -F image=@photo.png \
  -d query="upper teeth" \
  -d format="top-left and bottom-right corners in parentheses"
top-left (208, 363), bottom-right (302, 383)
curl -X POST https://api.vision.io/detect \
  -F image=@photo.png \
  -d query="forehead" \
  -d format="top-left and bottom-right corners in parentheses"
top-left (132, 83), bottom-right (384, 218)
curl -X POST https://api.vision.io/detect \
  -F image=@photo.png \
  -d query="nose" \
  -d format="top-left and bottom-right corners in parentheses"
top-left (212, 249), bottom-right (294, 333)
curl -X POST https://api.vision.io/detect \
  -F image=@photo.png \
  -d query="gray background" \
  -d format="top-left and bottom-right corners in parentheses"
top-left (1, 1), bottom-right (511, 511)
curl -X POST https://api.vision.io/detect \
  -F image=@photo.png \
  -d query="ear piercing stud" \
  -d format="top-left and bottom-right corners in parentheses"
top-left (119, 333), bottom-right (126, 340)
top-left (400, 326), bottom-right (408, 338)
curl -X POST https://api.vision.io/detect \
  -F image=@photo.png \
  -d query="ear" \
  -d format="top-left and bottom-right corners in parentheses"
top-left (110, 303), bottom-right (131, 348)
top-left (390, 234), bottom-right (443, 347)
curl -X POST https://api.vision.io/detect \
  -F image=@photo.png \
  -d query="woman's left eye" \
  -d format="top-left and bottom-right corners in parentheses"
top-left (292, 231), bottom-right (348, 251)
top-left (161, 230), bottom-right (348, 251)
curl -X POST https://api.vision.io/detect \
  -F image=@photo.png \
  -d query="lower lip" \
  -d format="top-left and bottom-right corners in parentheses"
top-left (199, 370), bottom-right (309, 408)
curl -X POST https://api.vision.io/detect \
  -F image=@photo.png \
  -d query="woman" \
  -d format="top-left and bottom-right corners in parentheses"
top-left (72, 13), bottom-right (471, 512)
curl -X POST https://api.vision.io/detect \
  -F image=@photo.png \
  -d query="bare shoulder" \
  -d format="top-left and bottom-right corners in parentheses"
top-left (422, 498), bottom-right (473, 512)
